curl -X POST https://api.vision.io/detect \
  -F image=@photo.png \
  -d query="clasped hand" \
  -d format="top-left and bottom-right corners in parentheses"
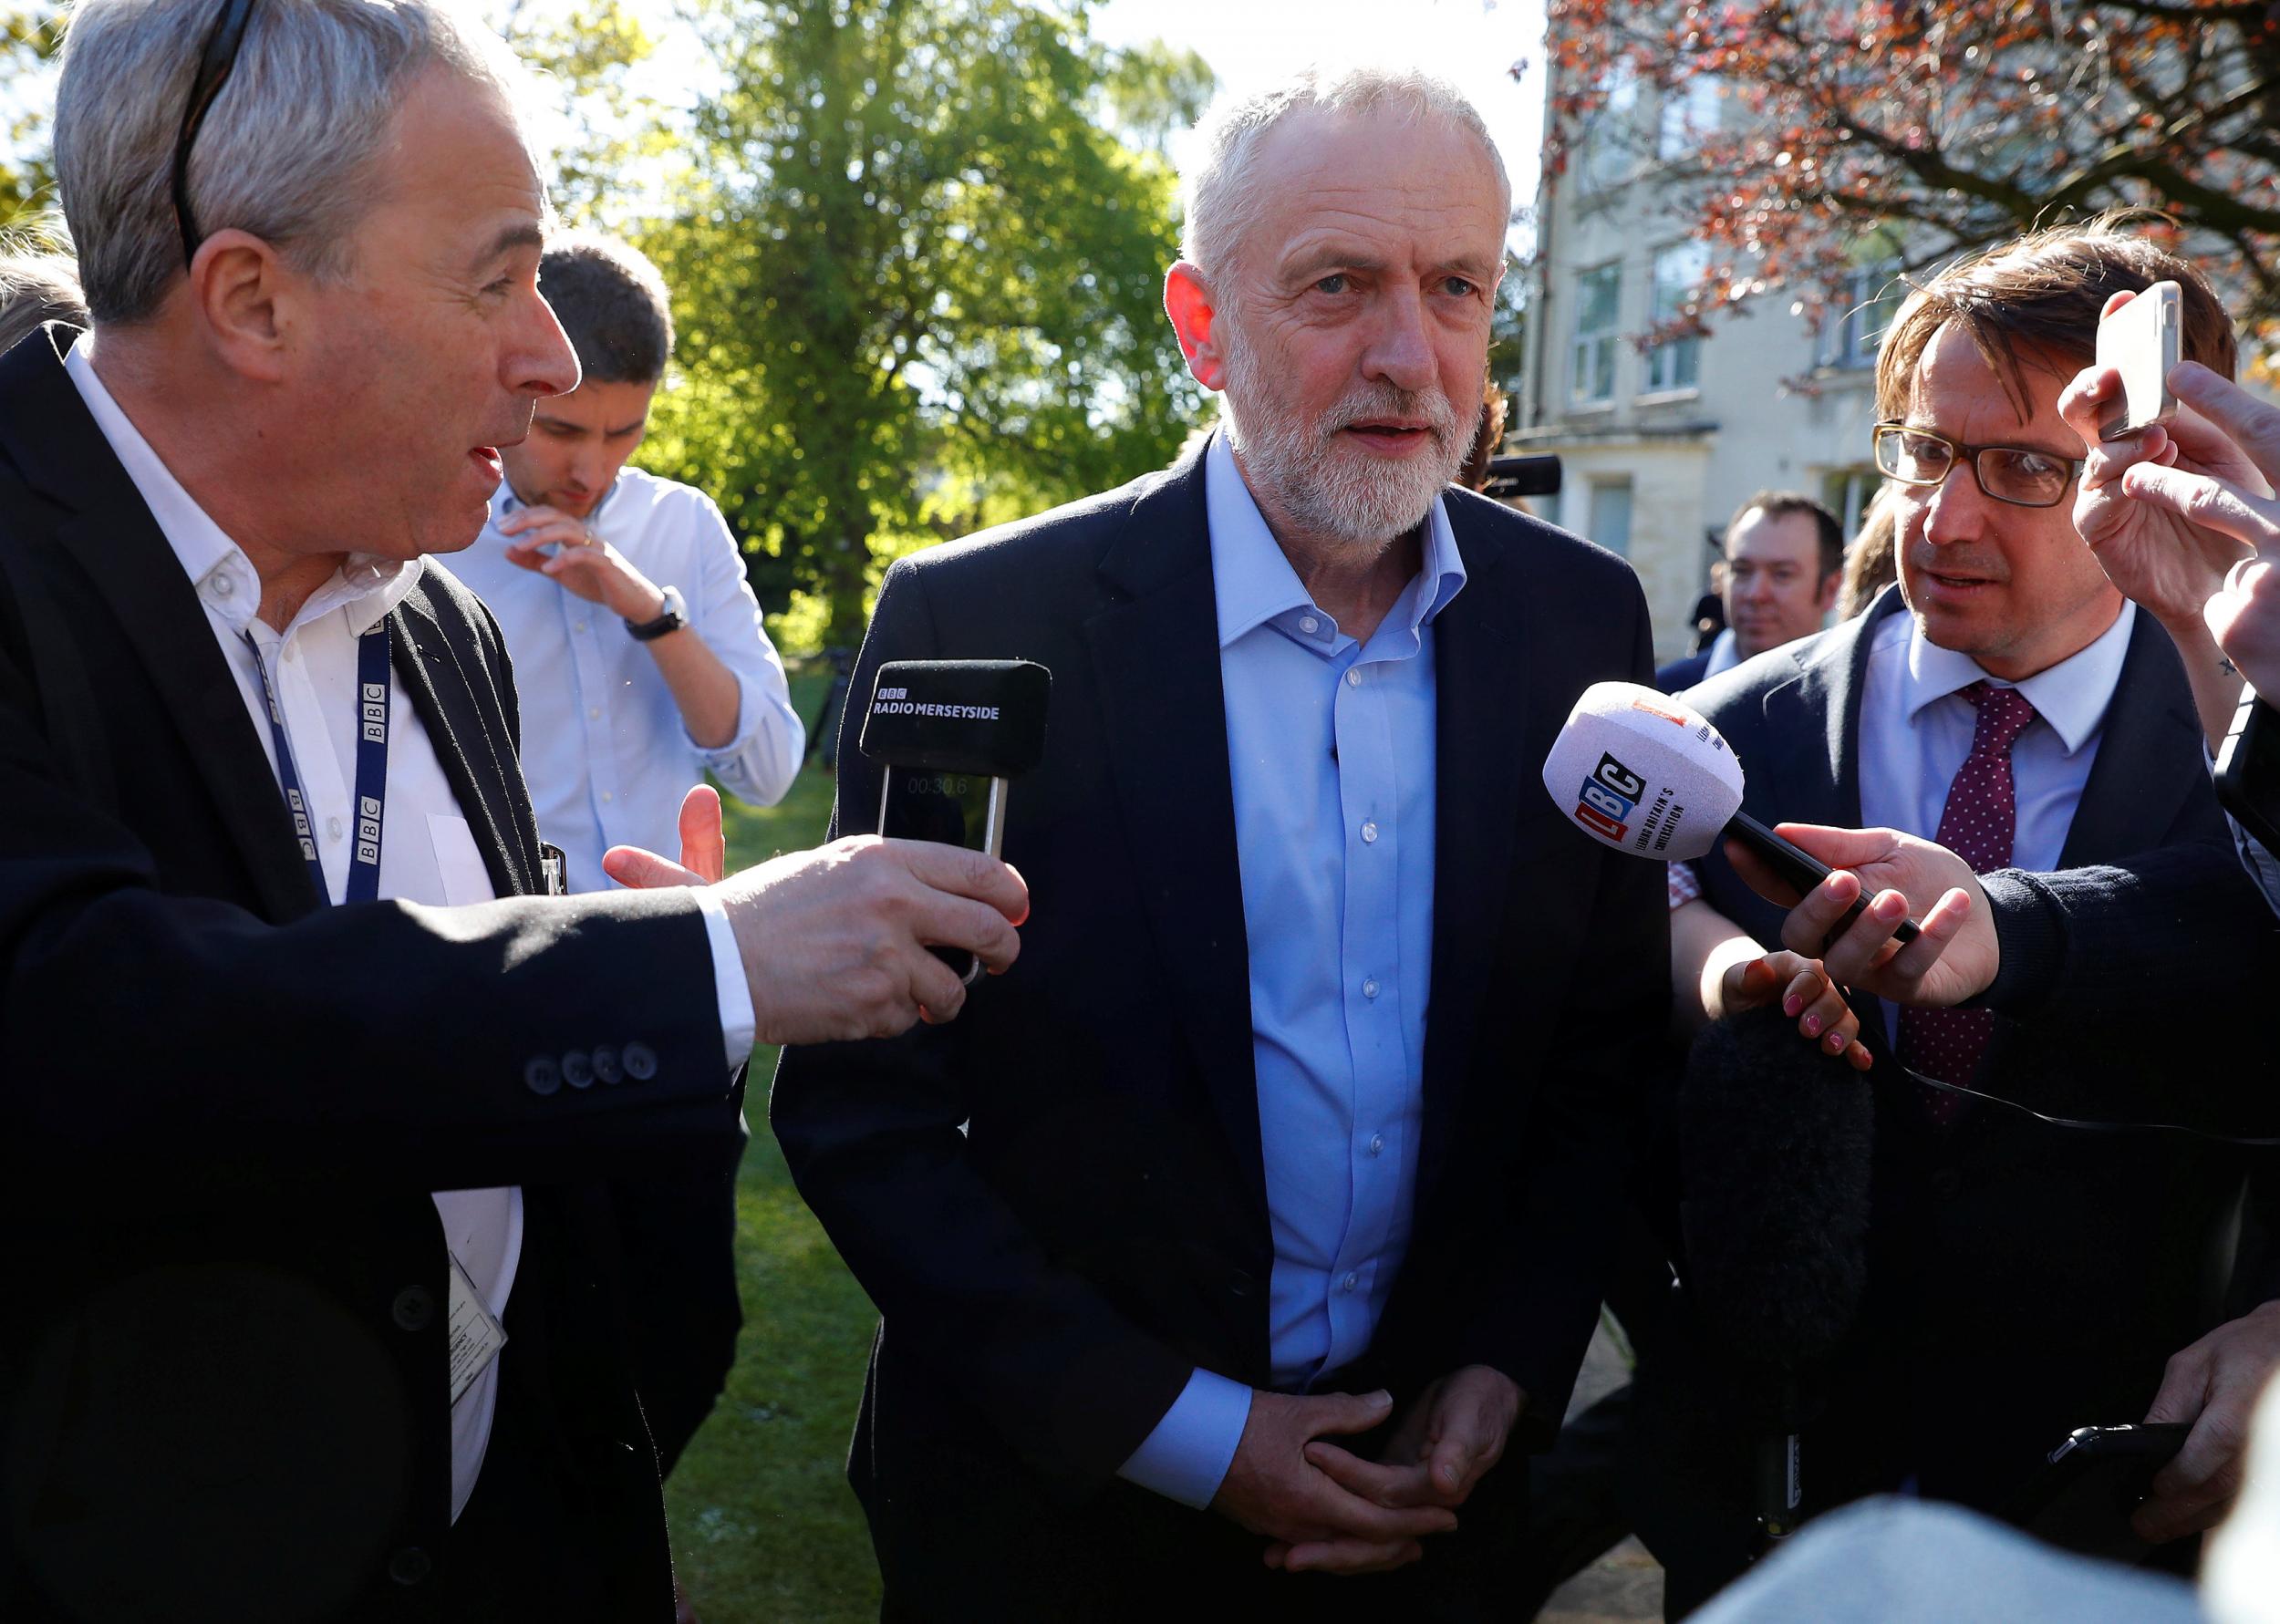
top-left (1212, 1366), bottom-right (1521, 1577)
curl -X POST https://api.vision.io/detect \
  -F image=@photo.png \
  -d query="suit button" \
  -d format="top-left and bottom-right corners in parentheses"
top-left (593, 1047), bottom-right (623, 1085)
top-left (562, 1051), bottom-right (595, 1090)
top-left (623, 1041), bottom-right (658, 1081)
top-left (392, 1287), bottom-right (434, 1331)
top-left (1228, 1268), bottom-right (1256, 1299)
top-left (1929, 1168), bottom-right (1964, 1199)
top-left (523, 1056), bottom-right (560, 1096)
top-left (388, 1546), bottom-right (431, 1586)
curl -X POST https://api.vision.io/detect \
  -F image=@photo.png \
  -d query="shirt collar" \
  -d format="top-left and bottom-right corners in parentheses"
top-left (1205, 429), bottom-right (1466, 654)
top-left (66, 336), bottom-right (420, 638)
top-left (1900, 597), bottom-right (2137, 756)
top-left (1702, 627), bottom-right (1741, 678)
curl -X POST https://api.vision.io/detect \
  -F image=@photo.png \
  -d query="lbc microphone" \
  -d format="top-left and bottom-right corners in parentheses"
top-left (1540, 681), bottom-right (1918, 944)
top-left (858, 658), bottom-right (1050, 983)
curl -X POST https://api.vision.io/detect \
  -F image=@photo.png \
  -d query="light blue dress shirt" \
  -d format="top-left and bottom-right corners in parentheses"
top-left (1117, 433), bottom-right (1468, 1509)
top-left (444, 469), bottom-right (805, 894)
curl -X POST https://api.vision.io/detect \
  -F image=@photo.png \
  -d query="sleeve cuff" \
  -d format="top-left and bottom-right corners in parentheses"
top-left (692, 885), bottom-right (756, 1068)
top-left (1975, 868), bottom-right (2066, 1014)
top-left (1114, 1367), bottom-right (1249, 1510)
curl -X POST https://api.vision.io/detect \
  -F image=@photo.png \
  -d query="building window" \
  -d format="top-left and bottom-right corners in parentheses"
top-left (1823, 260), bottom-right (1904, 369)
top-left (1657, 76), bottom-right (1721, 161)
top-left (1572, 263), bottom-right (1622, 404)
top-left (1645, 242), bottom-right (1708, 394)
top-left (1588, 477), bottom-right (1634, 557)
top-left (1580, 65), bottom-right (1640, 191)
top-left (1821, 466), bottom-right (1881, 541)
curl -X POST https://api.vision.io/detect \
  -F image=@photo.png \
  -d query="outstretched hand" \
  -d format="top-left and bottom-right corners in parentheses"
top-left (602, 783), bottom-right (728, 888)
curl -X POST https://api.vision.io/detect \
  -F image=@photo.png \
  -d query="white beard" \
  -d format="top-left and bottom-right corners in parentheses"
top-left (1218, 316), bottom-right (1466, 548)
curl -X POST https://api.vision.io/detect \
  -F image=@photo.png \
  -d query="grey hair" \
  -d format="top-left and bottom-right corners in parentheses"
top-left (1179, 65), bottom-right (1511, 279)
top-left (0, 221), bottom-right (88, 353)
top-left (55, 0), bottom-right (538, 326)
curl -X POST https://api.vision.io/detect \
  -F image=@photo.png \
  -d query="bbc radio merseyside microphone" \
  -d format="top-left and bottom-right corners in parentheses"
top-left (859, 658), bottom-right (1051, 982)
top-left (1541, 682), bottom-right (1919, 944)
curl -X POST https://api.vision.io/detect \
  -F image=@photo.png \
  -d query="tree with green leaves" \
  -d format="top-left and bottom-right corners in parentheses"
top-left (0, 5), bottom-right (64, 235)
top-left (635, 0), bottom-right (1212, 650)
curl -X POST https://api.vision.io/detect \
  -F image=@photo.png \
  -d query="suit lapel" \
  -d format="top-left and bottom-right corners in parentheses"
top-left (2057, 610), bottom-right (2202, 866)
top-left (1083, 451), bottom-right (1265, 1222)
top-left (0, 330), bottom-right (321, 921)
top-left (1412, 507), bottom-right (1527, 1196)
top-left (390, 575), bottom-right (536, 898)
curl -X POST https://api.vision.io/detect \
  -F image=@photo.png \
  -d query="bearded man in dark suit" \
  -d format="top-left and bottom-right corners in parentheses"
top-left (772, 67), bottom-right (1668, 1620)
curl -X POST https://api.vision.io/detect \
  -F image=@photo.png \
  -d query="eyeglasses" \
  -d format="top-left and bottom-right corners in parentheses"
top-left (1872, 422), bottom-right (2085, 511)
top-left (171, 0), bottom-right (261, 268)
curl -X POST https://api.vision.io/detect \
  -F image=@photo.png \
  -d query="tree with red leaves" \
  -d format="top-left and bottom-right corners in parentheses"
top-left (1540, 1), bottom-right (2280, 347)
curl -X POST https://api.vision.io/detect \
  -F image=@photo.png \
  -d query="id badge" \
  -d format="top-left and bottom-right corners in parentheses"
top-left (445, 1250), bottom-right (509, 1405)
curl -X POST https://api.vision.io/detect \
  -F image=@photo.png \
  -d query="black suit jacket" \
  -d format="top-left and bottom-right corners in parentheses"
top-left (0, 328), bottom-right (737, 1621)
top-left (772, 442), bottom-right (1669, 1600)
top-left (1656, 649), bottom-right (1713, 694)
top-left (1663, 586), bottom-right (2257, 1520)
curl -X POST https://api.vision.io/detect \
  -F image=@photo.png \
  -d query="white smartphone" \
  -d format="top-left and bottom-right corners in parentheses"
top-left (2094, 280), bottom-right (2182, 440)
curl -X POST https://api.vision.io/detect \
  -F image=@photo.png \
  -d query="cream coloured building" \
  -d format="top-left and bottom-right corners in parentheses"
top-left (1510, 70), bottom-right (1900, 663)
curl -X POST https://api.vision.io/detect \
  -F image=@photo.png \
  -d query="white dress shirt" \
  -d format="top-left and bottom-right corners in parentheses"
top-left (444, 470), bottom-right (804, 894)
top-left (65, 340), bottom-right (754, 1520)
top-left (1857, 599), bottom-right (2138, 1042)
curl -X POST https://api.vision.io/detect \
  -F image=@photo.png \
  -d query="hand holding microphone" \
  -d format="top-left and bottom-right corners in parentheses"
top-left (1541, 683), bottom-right (1985, 1007)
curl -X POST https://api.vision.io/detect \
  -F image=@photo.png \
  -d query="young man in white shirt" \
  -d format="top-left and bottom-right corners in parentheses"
top-left (443, 235), bottom-right (804, 1624)
top-left (449, 233), bottom-right (804, 895)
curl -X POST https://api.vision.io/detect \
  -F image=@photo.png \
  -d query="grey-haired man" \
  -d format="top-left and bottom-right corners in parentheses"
top-left (0, 2), bottom-right (1022, 1619)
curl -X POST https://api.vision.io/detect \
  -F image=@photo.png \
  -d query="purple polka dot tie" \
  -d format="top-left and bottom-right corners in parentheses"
top-left (1896, 681), bottom-right (2038, 1123)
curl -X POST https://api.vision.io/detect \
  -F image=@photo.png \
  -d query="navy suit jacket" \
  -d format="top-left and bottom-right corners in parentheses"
top-left (772, 444), bottom-right (1668, 1588)
top-left (1673, 585), bottom-right (2258, 1509)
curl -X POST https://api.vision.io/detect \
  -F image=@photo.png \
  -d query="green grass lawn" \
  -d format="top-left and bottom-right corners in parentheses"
top-left (667, 666), bottom-right (886, 1621)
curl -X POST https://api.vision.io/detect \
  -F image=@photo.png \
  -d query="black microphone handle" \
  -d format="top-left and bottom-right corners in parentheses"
top-left (1726, 812), bottom-right (1922, 946)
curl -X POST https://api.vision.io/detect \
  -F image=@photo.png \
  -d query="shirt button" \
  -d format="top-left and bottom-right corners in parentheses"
top-left (209, 573), bottom-right (234, 599)
top-left (588, 707), bottom-right (602, 719)
top-left (1299, 614), bottom-right (1320, 636)
top-left (601, 791), bottom-right (614, 803)
top-left (1361, 820), bottom-right (1379, 843)
top-left (1363, 978), bottom-right (1381, 999)
top-left (1368, 1133), bottom-right (1384, 1157)
top-left (1342, 1272), bottom-right (1359, 1293)
top-left (326, 817), bottom-right (344, 842)
top-left (1344, 667), bottom-right (1363, 688)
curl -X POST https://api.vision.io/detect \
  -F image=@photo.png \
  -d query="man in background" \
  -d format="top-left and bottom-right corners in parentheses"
top-left (449, 233), bottom-right (803, 896)
top-left (445, 231), bottom-right (803, 1624)
top-left (1658, 491), bottom-right (1842, 690)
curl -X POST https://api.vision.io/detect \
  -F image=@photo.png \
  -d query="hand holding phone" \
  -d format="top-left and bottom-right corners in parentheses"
top-left (2094, 280), bottom-right (2182, 441)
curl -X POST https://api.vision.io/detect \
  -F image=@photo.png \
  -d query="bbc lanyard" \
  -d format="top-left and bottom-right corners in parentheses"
top-left (242, 620), bottom-right (391, 905)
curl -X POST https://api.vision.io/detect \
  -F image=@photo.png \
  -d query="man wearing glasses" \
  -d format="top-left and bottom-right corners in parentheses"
top-left (0, 1), bottom-right (1029, 1619)
top-left (1632, 222), bottom-right (2272, 1614)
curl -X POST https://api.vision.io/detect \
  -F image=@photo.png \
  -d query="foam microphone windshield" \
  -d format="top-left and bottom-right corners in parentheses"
top-left (1540, 681), bottom-right (1743, 862)
top-left (1680, 1006), bottom-right (1873, 1379)
top-left (858, 659), bottom-right (1051, 778)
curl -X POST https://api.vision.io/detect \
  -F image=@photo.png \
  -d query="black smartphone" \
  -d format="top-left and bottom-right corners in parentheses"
top-left (2000, 1422), bottom-right (2191, 1561)
top-left (1726, 811), bottom-right (1922, 945)
top-left (2216, 691), bottom-right (2280, 855)
top-left (876, 768), bottom-right (1006, 985)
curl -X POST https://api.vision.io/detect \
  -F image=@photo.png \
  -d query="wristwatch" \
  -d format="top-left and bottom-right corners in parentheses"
top-left (625, 584), bottom-right (688, 643)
